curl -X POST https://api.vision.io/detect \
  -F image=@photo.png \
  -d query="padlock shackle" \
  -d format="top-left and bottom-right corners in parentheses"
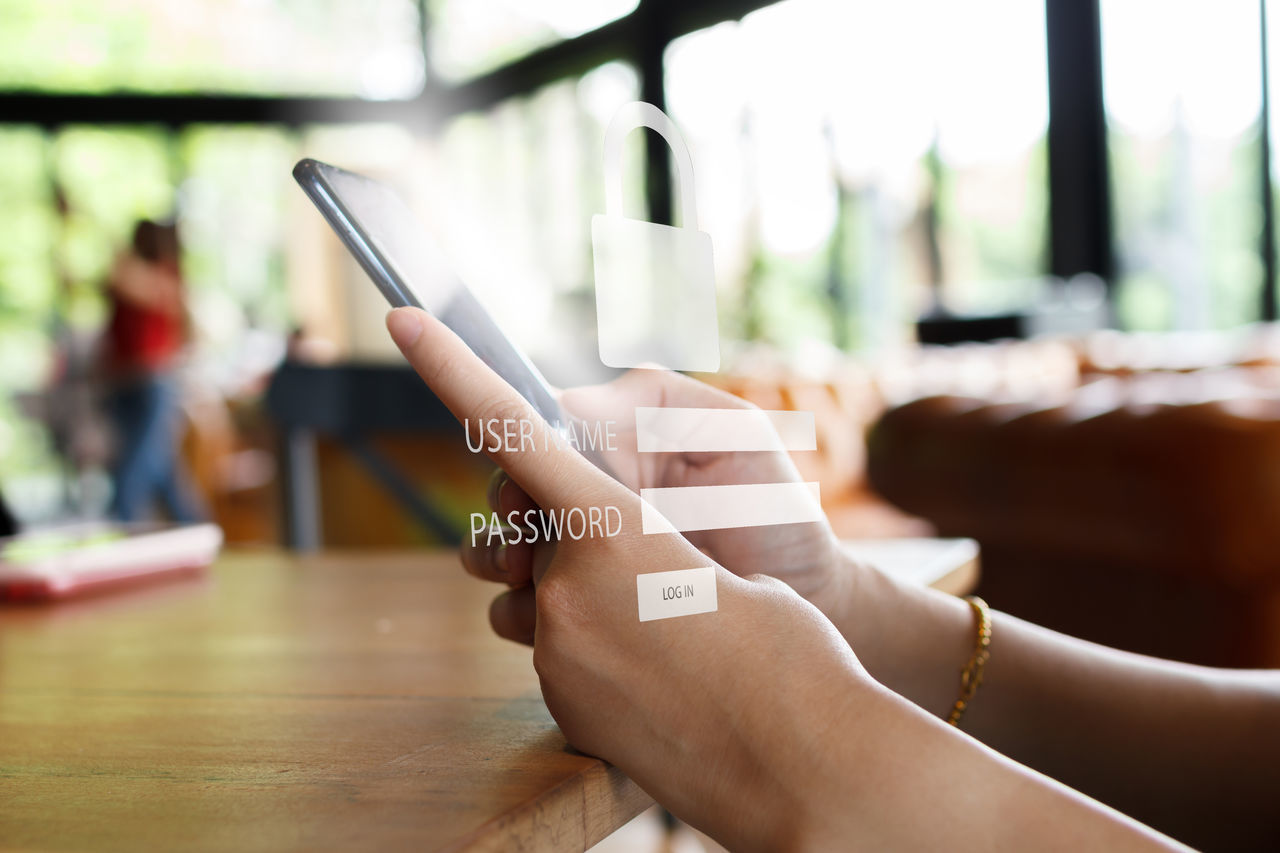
top-left (602, 101), bottom-right (699, 230)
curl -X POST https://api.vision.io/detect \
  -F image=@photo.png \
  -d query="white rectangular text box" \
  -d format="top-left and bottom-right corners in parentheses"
top-left (634, 407), bottom-right (816, 453)
top-left (639, 482), bottom-right (823, 534)
top-left (636, 566), bottom-right (718, 622)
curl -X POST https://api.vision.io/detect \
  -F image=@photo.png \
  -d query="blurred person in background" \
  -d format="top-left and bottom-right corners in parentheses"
top-left (102, 219), bottom-right (203, 523)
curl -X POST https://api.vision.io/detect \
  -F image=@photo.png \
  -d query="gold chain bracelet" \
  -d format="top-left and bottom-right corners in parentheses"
top-left (946, 595), bottom-right (992, 727)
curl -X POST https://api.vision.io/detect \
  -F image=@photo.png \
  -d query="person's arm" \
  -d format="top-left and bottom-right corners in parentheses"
top-left (386, 306), bottom-right (1183, 852)
top-left (773, 673), bottom-right (1183, 852)
top-left (823, 556), bottom-right (1280, 851)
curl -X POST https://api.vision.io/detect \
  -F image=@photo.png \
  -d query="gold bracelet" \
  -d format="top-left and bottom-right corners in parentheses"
top-left (946, 595), bottom-right (992, 727)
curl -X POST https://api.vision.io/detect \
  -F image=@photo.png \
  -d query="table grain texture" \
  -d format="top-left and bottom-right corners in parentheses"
top-left (0, 544), bottom-right (976, 852)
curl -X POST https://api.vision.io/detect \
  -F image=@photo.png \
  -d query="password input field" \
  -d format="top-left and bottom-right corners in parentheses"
top-left (639, 482), bottom-right (823, 534)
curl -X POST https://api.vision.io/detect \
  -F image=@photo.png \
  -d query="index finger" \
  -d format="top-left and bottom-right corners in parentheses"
top-left (386, 306), bottom-right (614, 510)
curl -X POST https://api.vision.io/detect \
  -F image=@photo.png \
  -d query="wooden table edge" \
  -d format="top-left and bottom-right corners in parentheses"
top-left (930, 548), bottom-right (981, 597)
top-left (442, 762), bottom-right (653, 852)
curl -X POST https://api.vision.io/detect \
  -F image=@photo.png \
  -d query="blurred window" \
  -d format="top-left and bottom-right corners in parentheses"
top-left (427, 0), bottom-right (639, 81)
top-left (665, 0), bottom-right (1049, 354)
top-left (181, 126), bottom-right (297, 387)
top-left (54, 126), bottom-right (174, 325)
top-left (423, 62), bottom-right (642, 385)
top-left (0, 127), bottom-right (60, 485)
top-left (0, 0), bottom-right (426, 98)
top-left (1103, 0), bottom-right (1264, 331)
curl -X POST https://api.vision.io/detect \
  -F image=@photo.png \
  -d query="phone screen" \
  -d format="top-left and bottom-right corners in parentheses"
top-left (293, 158), bottom-right (565, 428)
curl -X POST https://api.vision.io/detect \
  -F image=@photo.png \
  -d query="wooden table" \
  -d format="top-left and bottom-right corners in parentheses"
top-left (0, 543), bottom-right (977, 851)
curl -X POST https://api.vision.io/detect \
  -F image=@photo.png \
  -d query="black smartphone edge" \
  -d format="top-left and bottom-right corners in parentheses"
top-left (293, 158), bottom-right (424, 310)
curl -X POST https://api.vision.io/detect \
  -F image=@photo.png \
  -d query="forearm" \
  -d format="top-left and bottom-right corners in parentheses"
top-left (822, 558), bottom-right (975, 718)
top-left (766, 676), bottom-right (1180, 851)
top-left (828, 554), bottom-right (1280, 848)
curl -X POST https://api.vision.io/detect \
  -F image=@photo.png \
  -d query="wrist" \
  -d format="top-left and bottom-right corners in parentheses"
top-left (801, 537), bottom-right (850, 623)
top-left (704, 590), bottom-right (883, 852)
top-left (769, 676), bottom-right (910, 851)
top-left (811, 547), bottom-right (875, 648)
top-left (826, 550), bottom-right (977, 719)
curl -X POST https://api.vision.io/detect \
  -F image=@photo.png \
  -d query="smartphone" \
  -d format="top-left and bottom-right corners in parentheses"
top-left (292, 158), bottom-right (612, 474)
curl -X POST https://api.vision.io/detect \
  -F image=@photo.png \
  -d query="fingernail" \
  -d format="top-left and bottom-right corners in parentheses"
top-left (386, 308), bottom-right (422, 349)
top-left (494, 542), bottom-right (510, 576)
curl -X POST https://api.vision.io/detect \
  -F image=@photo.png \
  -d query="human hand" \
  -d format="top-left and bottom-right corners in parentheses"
top-left (386, 307), bottom-right (873, 848)
top-left (467, 366), bottom-right (851, 637)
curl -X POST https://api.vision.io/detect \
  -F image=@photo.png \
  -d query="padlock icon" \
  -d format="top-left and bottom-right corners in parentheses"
top-left (591, 101), bottom-right (719, 372)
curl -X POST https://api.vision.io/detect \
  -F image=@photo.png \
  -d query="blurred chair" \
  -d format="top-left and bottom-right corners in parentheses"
top-left (265, 362), bottom-right (470, 550)
top-left (180, 391), bottom-right (279, 544)
top-left (867, 331), bottom-right (1280, 667)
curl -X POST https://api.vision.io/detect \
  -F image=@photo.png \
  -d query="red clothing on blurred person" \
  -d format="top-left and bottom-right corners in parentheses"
top-left (106, 296), bottom-right (183, 374)
top-left (103, 254), bottom-right (186, 375)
